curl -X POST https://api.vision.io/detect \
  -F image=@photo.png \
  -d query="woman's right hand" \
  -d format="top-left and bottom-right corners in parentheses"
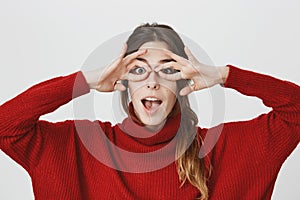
top-left (82, 44), bottom-right (147, 92)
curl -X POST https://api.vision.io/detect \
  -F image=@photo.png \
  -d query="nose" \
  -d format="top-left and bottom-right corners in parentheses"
top-left (145, 71), bottom-right (160, 90)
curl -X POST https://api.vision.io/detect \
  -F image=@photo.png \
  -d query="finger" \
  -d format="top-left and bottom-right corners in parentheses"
top-left (105, 44), bottom-right (128, 74)
top-left (120, 72), bottom-right (128, 80)
top-left (154, 61), bottom-right (183, 72)
top-left (119, 43), bottom-right (128, 58)
top-left (126, 60), bottom-right (151, 71)
top-left (155, 62), bottom-right (183, 81)
top-left (179, 85), bottom-right (194, 96)
top-left (103, 58), bottom-right (123, 77)
top-left (108, 49), bottom-right (147, 80)
top-left (114, 83), bottom-right (126, 91)
top-left (158, 71), bottom-right (182, 81)
top-left (123, 49), bottom-right (147, 65)
top-left (127, 72), bottom-right (149, 82)
top-left (179, 82), bottom-right (207, 96)
top-left (99, 45), bottom-right (140, 83)
top-left (184, 46), bottom-right (197, 63)
top-left (124, 61), bottom-right (151, 81)
top-left (162, 49), bottom-right (189, 65)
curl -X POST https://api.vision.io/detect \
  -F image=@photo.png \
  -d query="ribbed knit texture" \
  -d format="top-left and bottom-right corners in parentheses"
top-left (0, 66), bottom-right (299, 200)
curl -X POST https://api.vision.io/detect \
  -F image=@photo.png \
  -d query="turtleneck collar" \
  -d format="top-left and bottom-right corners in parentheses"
top-left (120, 102), bottom-right (181, 146)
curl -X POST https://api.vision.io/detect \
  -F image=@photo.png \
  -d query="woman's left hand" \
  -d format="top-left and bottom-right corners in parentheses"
top-left (155, 47), bottom-right (229, 96)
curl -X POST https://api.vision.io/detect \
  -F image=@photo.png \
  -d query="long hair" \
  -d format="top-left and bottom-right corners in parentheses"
top-left (121, 23), bottom-right (211, 200)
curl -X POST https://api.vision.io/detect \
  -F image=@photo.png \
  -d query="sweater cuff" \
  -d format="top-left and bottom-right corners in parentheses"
top-left (223, 65), bottom-right (247, 89)
top-left (72, 71), bottom-right (91, 98)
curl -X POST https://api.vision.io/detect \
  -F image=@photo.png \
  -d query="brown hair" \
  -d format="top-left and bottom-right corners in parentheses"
top-left (121, 23), bottom-right (211, 200)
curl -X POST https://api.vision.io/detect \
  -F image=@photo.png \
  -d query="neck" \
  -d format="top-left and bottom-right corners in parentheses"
top-left (121, 109), bottom-right (181, 146)
top-left (144, 119), bottom-right (167, 132)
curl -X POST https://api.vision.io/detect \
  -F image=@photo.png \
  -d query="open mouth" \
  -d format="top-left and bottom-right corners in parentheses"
top-left (141, 97), bottom-right (162, 111)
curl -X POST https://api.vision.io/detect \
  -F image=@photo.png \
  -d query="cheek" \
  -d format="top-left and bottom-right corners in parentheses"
top-left (160, 81), bottom-right (177, 96)
top-left (162, 87), bottom-right (177, 110)
top-left (166, 90), bottom-right (177, 105)
top-left (128, 82), bottom-right (141, 99)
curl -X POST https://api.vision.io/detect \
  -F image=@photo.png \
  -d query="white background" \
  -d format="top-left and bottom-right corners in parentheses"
top-left (0, 0), bottom-right (299, 199)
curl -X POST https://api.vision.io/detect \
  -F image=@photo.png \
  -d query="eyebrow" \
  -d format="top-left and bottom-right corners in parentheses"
top-left (136, 57), bottom-right (175, 64)
top-left (161, 58), bottom-right (176, 63)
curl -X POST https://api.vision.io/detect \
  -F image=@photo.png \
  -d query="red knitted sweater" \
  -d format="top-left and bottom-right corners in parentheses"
top-left (0, 65), bottom-right (299, 200)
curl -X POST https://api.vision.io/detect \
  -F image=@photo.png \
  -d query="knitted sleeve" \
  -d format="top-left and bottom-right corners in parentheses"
top-left (223, 65), bottom-right (300, 164)
top-left (0, 71), bottom-right (90, 172)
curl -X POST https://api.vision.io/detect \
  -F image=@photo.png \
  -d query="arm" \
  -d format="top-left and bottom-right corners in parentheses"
top-left (0, 46), bottom-right (147, 172)
top-left (0, 72), bottom-right (90, 171)
top-left (223, 65), bottom-right (300, 163)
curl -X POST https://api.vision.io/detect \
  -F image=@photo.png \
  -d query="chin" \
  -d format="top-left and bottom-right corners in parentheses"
top-left (140, 116), bottom-right (167, 127)
top-left (135, 104), bottom-right (170, 126)
top-left (139, 115), bottom-right (168, 132)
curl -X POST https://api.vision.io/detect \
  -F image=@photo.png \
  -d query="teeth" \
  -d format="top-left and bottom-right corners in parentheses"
top-left (144, 97), bottom-right (159, 101)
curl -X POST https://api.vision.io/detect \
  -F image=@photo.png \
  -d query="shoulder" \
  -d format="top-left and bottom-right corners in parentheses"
top-left (37, 119), bottom-right (113, 140)
top-left (196, 119), bottom-right (257, 151)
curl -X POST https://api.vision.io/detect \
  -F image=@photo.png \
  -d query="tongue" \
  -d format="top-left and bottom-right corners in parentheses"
top-left (144, 100), bottom-right (161, 110)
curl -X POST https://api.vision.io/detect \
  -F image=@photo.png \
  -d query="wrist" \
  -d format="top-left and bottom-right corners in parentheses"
top-left (217, 66), bottom-right (229, 84)
top-left (82, 69), bottom-right (100, 89)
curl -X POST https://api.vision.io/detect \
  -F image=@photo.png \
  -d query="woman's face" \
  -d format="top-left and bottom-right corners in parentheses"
top-left (127, 41), bottom-right (177, 131)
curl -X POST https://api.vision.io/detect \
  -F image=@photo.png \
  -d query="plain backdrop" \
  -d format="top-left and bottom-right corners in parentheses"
top-left (0, 0), bottom-right (299, 199)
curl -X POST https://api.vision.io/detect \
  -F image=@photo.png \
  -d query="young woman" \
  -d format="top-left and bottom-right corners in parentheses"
top-left (0, 23), bottom-right (299, 200)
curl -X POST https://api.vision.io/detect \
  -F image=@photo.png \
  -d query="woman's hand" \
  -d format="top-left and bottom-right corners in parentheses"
top-left (155, 47), bottom-right (229, 96)
top-left (82, 44), bottom-right (147, 92)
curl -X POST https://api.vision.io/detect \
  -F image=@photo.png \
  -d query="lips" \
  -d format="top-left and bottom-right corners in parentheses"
top-left (141, 97), bottom-right (162, 112)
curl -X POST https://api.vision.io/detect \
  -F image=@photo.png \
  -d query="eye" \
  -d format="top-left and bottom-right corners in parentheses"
top-left (160, 68), bottom-right (180, 74)
top-left (129, 66), bottom-right (147, 75)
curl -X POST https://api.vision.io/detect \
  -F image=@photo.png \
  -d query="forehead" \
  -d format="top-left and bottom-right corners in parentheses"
top-left (138, 41), bottom-right (172, 63)
top-left (139, 41), bottom-right (169, 49)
